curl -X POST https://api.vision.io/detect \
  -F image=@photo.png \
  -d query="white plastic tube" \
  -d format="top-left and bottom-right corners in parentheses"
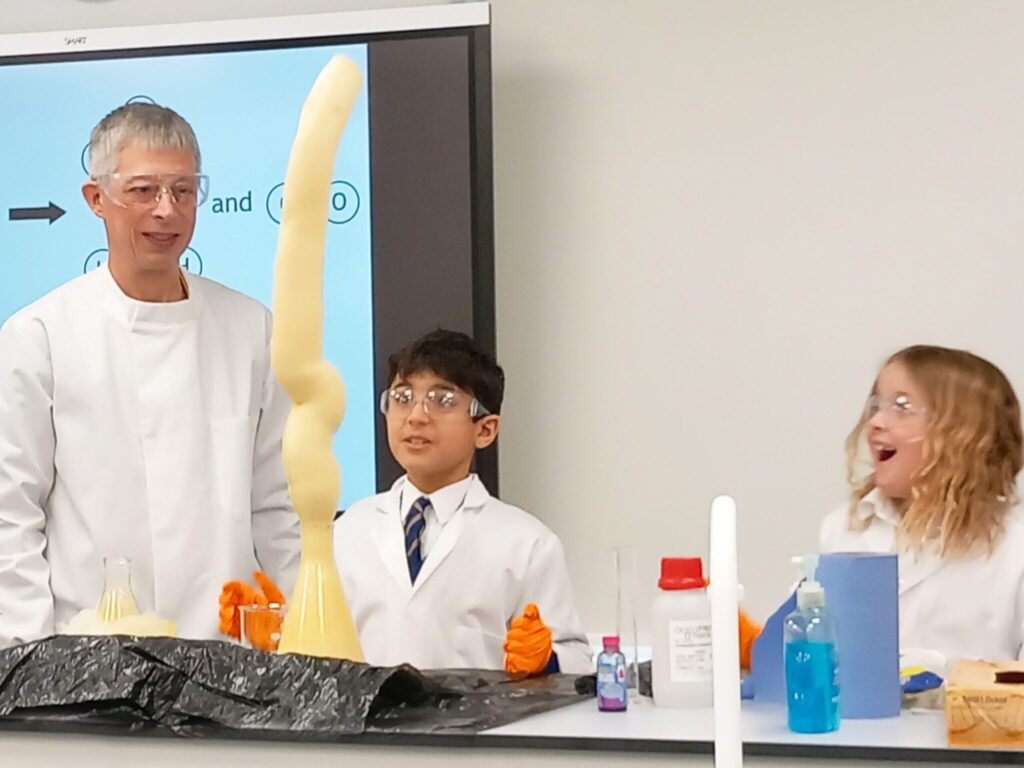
top-left (709, 494), bottom-right (743, 768)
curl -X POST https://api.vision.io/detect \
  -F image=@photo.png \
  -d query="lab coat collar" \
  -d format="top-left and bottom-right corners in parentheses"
top-left (376, 474), bottom-right (491, 517)
top-left (97, 262), bottom-right (198, 326)
top-left (399, 475), bottom-right (475, 526)
top-left (855, 489), bottom-right (945, 595)
top-left (855, 488), bottom-right (903, 527)
top-left (372, 474), bottom-right (490, 597)
top-left (462, 474), bottom-right (491, 511)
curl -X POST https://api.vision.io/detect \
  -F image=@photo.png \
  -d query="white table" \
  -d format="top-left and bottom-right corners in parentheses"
top-left (4, 695), bottom-right (1022, 766)
top-left (483, 697), bottom-right (1001, 763)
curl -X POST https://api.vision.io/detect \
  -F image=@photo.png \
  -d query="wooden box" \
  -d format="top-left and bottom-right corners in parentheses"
top-left (947, 660), bottom-right (1024, 749)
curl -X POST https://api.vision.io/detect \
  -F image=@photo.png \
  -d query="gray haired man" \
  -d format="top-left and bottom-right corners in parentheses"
top-left (0, 103), bottom-right (299, 646)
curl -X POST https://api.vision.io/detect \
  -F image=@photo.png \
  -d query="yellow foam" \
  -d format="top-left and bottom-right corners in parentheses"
top-left (272, 56), bottom-right (364, 661)
top-left (66, 609), bottom-right (177, 638)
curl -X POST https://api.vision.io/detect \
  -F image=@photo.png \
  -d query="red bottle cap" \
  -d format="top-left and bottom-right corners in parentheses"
top-left (659, 557), bottom-right (705, 590)
top-left (602, 635), bottom-right (620, 649)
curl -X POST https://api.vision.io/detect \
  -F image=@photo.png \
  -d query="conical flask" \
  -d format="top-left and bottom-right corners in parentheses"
top-left (97, 556), bottom-right (140, 622)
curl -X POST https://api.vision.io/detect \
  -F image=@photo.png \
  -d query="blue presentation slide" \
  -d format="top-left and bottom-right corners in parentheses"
top-left (0, 43), bottom-right (376, 508)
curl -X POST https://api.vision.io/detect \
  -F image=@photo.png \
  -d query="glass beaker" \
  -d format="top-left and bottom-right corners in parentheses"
top-left (97, 556), bottom-right (140, 622)
top-left (239, 603), bottom-right (285, 653)
top-left (613, 545), bottom-right (641, 697)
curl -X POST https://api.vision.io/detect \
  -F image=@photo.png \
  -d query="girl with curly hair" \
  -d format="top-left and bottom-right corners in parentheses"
top-left (820, 345), bottom-right (1024, 663)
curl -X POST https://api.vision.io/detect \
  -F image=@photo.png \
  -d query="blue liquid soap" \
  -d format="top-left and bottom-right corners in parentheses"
top-left (596, 635), bottom-right (628, 712)
top-left (784, 555), bottom-right (840, 733)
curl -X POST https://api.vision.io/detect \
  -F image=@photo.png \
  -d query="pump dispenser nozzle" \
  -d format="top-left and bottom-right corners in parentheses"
top-left (792, 554), bottom-right (825, 609)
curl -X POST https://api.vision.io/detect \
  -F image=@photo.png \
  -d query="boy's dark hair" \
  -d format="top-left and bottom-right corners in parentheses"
top-left (387, 329), bottom-right (504, 416)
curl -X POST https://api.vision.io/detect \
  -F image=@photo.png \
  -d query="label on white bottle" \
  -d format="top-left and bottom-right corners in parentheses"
top-left (668, 619), bottom-right (713, 683)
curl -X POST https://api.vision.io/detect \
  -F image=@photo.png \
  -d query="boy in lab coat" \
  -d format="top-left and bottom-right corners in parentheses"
top-left (334, 329), bottom-right (592, 673)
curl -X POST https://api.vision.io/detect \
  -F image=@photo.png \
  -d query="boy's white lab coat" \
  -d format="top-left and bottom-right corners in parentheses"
top-left (334, 474), bottom-right (593, 673)
top-left (0, 266), bottom-right (300, 646)
top-left (820, 488), bottom-right (1024, 663)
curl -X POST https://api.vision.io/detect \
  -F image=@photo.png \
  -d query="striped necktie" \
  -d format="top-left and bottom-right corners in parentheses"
top-left (405, 496), bottom-right (430, 584)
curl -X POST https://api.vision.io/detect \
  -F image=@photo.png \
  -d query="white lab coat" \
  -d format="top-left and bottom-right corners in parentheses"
top-left (0, 266), bottom-right (300, 646)
top-left (334, 474), bottom-right (593, 673)
top-left (820, 489), bottom-right (1024, 663)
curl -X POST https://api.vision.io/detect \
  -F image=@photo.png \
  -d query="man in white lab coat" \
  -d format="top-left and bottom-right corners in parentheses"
top-left (0, 103), bottom-right (299, 646)
top-left (335, 330), bottom-right (593, 674)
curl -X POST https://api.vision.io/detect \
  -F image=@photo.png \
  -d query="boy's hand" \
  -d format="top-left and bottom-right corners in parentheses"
top-left (504, 603), bottom-right (553, 677)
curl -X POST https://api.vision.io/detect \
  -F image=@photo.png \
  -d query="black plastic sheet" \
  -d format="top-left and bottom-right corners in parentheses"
top-left (0, 635), bottom-right (588, 738)
top-left (375, 667), bottom-right (591, 733)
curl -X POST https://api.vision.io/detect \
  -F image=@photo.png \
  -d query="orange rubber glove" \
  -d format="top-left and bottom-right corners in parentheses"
top-left (701, 579), bottom-right (761, 671)
top-left (739, 609), bottom-right (762, 671)
top-left (218, 580), bottom-right (258, 639)
top-left (253, 570), bottom-right (287, 605)
top-left (504, 603), bottom-right (553, 678)
top-left (218, 571), bottom-right (285, 652)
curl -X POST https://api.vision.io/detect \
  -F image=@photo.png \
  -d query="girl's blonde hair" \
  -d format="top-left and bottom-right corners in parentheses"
top-left (846, 345), bottom-right (1023, 556)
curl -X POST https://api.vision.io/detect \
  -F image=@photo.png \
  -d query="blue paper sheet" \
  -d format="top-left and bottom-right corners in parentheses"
top-left (746, 552), bottom-right (900, 718)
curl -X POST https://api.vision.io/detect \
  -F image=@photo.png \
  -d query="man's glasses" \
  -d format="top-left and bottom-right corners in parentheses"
top-left (95, 173), bottom-right (210, 209)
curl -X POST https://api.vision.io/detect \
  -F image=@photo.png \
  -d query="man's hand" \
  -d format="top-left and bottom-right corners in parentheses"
top-left (218, 580), bottom-right (258, 639)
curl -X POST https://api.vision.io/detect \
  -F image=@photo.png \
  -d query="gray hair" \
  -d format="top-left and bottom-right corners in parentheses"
top-left (87, 102), bottom-right (201, 177)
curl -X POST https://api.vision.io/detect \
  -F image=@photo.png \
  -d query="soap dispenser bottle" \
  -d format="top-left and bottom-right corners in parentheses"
top-left (784, 554), bottom-right (840, 733)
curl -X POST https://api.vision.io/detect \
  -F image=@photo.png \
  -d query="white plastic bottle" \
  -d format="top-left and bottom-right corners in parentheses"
top-left (651, 557), bottom-right (713, 707)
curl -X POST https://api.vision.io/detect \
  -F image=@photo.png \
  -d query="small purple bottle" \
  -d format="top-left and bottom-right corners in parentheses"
top-left (597, 635), bottom-right (628, 712)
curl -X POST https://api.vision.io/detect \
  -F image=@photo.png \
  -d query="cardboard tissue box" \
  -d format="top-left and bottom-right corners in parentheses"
top-left (947, 660), bottom-right (1024, 749)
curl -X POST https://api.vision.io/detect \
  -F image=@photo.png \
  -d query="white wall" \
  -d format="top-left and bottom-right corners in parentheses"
top-left (490, 0), bottom-right (1024, 635)
top-left (490, 0), bottom-right (1024, 636)
top-left (5, 0), bottom-right (1024, 640)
